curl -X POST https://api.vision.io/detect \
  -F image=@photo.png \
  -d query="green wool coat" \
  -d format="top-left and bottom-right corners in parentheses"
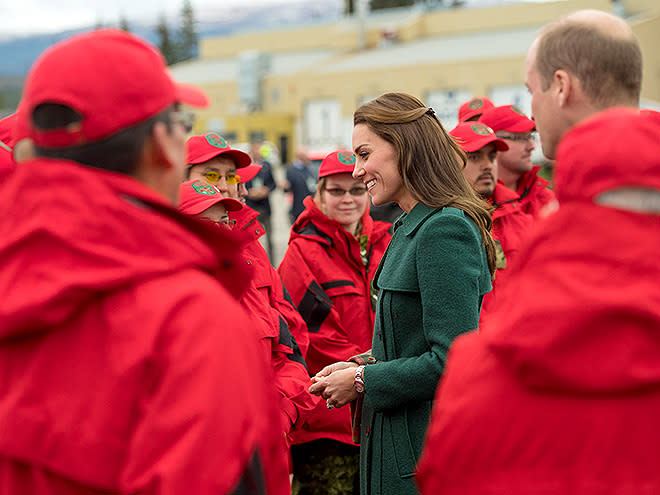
top-left (359, 204), bottom-right (491, 495)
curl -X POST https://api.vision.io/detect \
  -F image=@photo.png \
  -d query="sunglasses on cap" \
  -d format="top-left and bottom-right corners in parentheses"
top-left (325, 186), bottom-right (368, 197)
top-left (170, 110), bottom-right (195, 133)
top-left (202, 171), bottom-right (241, 185)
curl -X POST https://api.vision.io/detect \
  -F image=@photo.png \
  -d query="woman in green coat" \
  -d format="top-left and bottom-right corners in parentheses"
top-left (309, 92), bottom-right (496, 495)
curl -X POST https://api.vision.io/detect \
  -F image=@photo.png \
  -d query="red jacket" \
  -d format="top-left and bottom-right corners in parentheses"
top-left (479, 182), bottom-right (534, 325)
top-left (516, 165), bottom-right (556, 218)
top-left (278, 196), bottom-right (391, 445)
top-left (0, 159), bottom-right (290, 495)
top-left (417, 109), bottom-right (660, 494)
top-left (231, 205), bottom-right (318, 439)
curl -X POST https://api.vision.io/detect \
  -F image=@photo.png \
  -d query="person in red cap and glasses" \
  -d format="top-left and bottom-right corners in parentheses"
top-left (0, 29), bottom-right (290, 495)
top-left (184, 133), bottom-right (318, 446)
top-left (278, 150), bottom-right (391, 495)
top-left (179, 179), bottom-right (244, 224)
top-left (457, 96), bottom-right (495, 122)
top-left (418, 107), bottom-right (660, 494)
top-left (480, 104), bottom-right (556, 218)
top-left (449, 122), bottom-right (534, 325)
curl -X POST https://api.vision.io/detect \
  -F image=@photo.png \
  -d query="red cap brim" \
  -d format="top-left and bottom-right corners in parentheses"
top-left (220, 197), bottom-right (244, 211)
top-left (460, 135), bottom-right (509, 153)
top-left (240, 163), bottom-right (263, 182)
top-left (175, 82), bottom-right (209, 108)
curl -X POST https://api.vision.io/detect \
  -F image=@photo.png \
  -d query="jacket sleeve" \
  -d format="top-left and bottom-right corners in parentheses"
top-left (267, 266), bottom-right (319, 435)
top-left (118, 275), bottom-right (290, 495)
top-left (278, 241), bottom-right (366, 370)
top-left (362, 215), bottom-right (485, 411)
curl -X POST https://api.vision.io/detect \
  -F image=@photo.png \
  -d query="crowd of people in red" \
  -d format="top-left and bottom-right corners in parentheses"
top-left (0, 6), bottom-right (657, 495)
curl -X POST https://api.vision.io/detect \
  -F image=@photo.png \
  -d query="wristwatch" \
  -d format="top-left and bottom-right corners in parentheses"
top-left (354, 365), bottom-right (366, 394)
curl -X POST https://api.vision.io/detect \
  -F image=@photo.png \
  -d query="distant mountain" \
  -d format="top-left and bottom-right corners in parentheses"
top-left (0, 0), bottom-right (342, 80)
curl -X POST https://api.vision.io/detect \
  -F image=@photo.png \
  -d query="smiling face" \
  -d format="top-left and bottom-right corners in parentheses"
top-left (352, 123), bottom-right (416, 211)
top-left (463, 142), bottom-right (498, 199)
top-left (318, 172), bottom-right (369, 234)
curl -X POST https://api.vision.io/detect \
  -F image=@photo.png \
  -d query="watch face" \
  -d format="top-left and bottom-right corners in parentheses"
top-left (354, 381), bottom-right (365, 393)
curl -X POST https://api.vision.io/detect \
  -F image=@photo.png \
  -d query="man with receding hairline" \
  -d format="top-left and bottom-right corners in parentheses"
top-left (525, 9), bottom-right (642, 159)
top-left (416, 10), bottom-right (658, 494)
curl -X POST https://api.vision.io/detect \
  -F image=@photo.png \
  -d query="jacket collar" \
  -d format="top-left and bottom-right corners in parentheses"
top-left (395, 202), bottom-right (440, 237)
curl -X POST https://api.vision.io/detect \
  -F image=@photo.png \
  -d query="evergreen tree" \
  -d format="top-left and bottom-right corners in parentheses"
top-left (156, 14), bottom-right (177, 66)
top-left (370, 0), bottom-right (415, 9)
top-left (177, 0), bottom-right (198, 63)
top-left (119, 14), bottom-right (130, 33)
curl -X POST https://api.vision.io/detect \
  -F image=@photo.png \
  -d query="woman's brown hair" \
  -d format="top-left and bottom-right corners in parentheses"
top-left (353, 92), bottom-right (496, 276)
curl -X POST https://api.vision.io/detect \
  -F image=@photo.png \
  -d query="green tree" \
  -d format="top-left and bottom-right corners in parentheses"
top-left (156, 14), bottom-right (177, 65)
top-left (119, 14), bottom-right (130, 32)
top-left (370, 0), bottom-right (415, 9)
top-left (177, 0), bottom-right (198, 63)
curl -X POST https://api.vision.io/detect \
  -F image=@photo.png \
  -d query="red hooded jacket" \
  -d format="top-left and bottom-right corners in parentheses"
top-left (230, 205), bottom-right (318, 439)
top-left (0, 159), bottom-right (290, 495)
top-left (479, 182), bottom-right (534, 325)
top-left (278, 196), bottom-right (391, 445)
top-left (417, 108), bottom-right (660, 494)
top-left (516, 164), bottom-right (556, 218)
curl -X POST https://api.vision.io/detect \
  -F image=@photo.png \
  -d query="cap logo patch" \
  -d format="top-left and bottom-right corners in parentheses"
top-left (511, 105), bottom-right (526, 116)
top-left (205, 133), bottom-right (228, 149)
top-left (468, 99), bottom-right (484, 110)
top-left (471, 123), bottom-right (492, 136)
top-left (192, 181), bottom-right (218, 195)
top-left (337, 152), bottom-right (356, 165)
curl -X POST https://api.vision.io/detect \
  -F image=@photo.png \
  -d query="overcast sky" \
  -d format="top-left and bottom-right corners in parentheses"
top-left (0, 0), bottom-right (293, 36)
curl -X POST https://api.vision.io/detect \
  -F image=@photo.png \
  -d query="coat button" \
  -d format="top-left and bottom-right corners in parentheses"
top-left (256, 229), bottom-right (261, 235)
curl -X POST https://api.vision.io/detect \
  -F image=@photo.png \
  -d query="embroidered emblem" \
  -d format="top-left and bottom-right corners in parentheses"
top-left (205, 133), bottom-right (228, 149)
top-left (338, 151), bottom-right (356, 165)
top-left (511, 105), bottom-right (526, 116)
top-left (192, 181), bottom-right (218, 195)
top-left (471, 123), bottom-right (492, 136)
top-left (468, 98), bottom-right (484, 110)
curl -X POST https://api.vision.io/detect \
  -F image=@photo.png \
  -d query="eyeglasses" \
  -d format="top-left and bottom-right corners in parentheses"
top-left (325, 187), bottom-right (368, 197)
top-left (496, 132), bottom-right (537, 143)
top-left (203, 171), bottom-right (241, 185)
top-left (170, 110), bottom-right (195, 133)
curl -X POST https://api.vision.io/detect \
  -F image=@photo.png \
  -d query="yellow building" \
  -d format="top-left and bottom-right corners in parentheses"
top-left (170, 0), bottom-right (660, 162)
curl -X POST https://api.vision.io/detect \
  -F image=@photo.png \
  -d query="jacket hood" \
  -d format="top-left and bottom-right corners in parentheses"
top-left (0, 159), bottom-right (250, 338)
top-left (290, 195), bottom-right (390, 248)
top-left (484, 108), bottom-right (660, 395)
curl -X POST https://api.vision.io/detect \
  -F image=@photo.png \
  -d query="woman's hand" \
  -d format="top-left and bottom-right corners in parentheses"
top-left (311, 361), bottom-right (357, 384)
top-left (309, 366), bottom-right (360, 409)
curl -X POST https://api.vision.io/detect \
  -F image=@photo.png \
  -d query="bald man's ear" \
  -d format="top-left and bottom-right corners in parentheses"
top-left (553, 69), bottom-right (573, 108)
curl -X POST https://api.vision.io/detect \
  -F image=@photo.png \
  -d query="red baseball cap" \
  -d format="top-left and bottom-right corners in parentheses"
top-left (178, 180), bottom-right (243, 215)
top-left (479, 105), bottom-right (536, 133)
top-left (240, 163), bottom-right (263, 183)
top-left (458, 97), bottom-right (495, 122)
top-left (450, 122), bottom-right (509, 153)
top-left (318, 150), bottom-right (357, 179)
top-left (185, 133), bottom-right (251, 169)
top-left (22, 29), bottom-right (209, 148)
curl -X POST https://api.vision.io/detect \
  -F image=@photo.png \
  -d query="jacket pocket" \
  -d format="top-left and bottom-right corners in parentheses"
top-left (297, 280), bottom-right (332, 333)
top-left (389, 409), bottom-right (417, 479)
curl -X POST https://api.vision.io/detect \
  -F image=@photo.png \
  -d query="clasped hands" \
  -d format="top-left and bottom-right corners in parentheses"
top-left (309, 361), bottom-right (359, 409)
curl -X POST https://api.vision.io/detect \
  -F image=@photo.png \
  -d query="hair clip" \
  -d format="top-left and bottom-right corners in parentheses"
top-left (426, 107), bottom-right (436, 117)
